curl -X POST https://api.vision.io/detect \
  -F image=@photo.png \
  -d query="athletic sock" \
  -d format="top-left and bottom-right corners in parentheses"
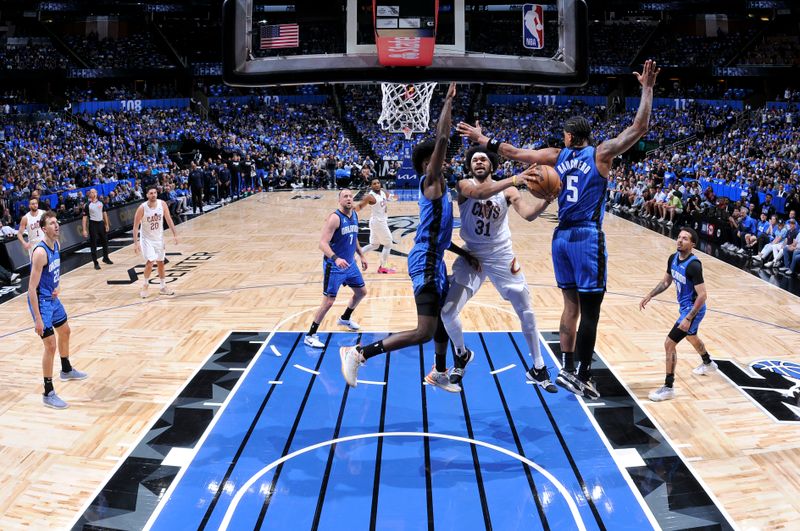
top-left (701, 352), bottom-right (711, 365)
top-left (562, 351), bottom-right (575, 372)
top-left (44, 377), bottom-right (54, 395)
top-left (665, 373), bottom-right (675, 388)
top-left (359, 340), bottom-right (386, 360)
top-left (341, 307), bottom-right (354, 321)
top-left (60, 357), bottom-right (72, 373)
top-left (435, 352), bottom-right (447, 373)
top-left (307, 321), bottom-right (320, 336)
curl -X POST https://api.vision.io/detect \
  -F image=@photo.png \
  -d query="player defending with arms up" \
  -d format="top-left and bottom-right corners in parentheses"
top-left (640, 227), bottom-right (717, 402)
top-left (338, 83), bottom-right (517, 391)
top-left (458, 60), bottom-right (660, 399)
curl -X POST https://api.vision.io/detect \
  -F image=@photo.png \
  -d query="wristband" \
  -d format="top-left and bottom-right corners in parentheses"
top-left (486, 138), bottom-right (501, 154)
top-left (331, 254), bottom-right (339, 261)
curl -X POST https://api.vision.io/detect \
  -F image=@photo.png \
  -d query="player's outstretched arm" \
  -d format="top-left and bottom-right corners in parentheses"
top-left (447, 242), bottom-right (481, 272)
top-left (354, 194), bottom-right (376, 212)
top-left (508, 186), bottom-right (553, 222)
top-left (457, 172), bottom-right (517, 200)
top-left (640, 270), bottom-right (672, 310)
top-left (456, 120), bottom-right (560, 166)
top-left (597, 60), bottom-right (660, 165)
top-left (422, 83), bottom-right (456, 201)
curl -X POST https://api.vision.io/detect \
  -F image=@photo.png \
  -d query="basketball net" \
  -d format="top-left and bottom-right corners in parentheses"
top-left (378, 82), bottom-right (437, 139)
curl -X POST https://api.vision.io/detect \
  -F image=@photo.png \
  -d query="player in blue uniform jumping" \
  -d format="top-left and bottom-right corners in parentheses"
top-left (640, 227), bottom-right (717, 402)
top-left (304, 189), bottom-right (369, 348)
top-left (339, 83), bottom-right (510, 391)
top-left (458, 60), bottom-right (661, 399)
top-left (28, 211), bottom-right (88, 409)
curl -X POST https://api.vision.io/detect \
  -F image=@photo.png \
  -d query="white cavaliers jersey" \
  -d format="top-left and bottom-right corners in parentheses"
top-left (140, 200), bottom-right (164, 241)
top-left (25, 211), bottom-right (44, 246)
top-left (369, 190), bottom-right (388, 224)
top-left (459, 181), bottom-right (512, 256)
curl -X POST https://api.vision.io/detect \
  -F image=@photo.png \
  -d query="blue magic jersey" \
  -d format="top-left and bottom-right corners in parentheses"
top-left (554, 146), bottom-right (607, 226)
top-left (326, 209), bottom-right (359, 264)
top-left (410, 178), bottom-right (453, 265)
top-left (669, 253), bottom-right (704, 311)
top-left (35, 241), bottom-right (60, 299)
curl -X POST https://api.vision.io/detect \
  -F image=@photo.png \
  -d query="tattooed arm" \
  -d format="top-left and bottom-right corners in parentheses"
top-left (639, 271), bottom-right (672, 311)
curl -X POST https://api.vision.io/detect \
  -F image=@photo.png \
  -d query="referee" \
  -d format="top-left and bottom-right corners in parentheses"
top-left (81, 189), bottom-right (113, 270)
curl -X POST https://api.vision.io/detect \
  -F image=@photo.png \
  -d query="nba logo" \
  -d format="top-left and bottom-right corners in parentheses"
top-left (522, 4), bottom-right (544, 50)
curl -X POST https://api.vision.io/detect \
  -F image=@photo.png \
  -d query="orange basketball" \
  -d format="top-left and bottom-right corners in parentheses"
top-left (527, 165), bottom-right (561, 200)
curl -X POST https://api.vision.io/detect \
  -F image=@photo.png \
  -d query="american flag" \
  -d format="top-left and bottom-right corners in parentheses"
top-left (259, 23), bottom-right (299, 49)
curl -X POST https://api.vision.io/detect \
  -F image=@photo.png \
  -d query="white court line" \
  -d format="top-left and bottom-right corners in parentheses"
top-left (268, 380), bottom-right (283, 385)
top-left (586, 347), bottom-right (740, 530)
top-left (143, 306), bottom-right (317, 530)
top-left (218, 431), bottom-right (587, 531)
top-left (203, 402), bottom-right (223, 407)
top-left (489, 364), bottom-right (515, 375)
top-left (585, 402), bottom-right (607, 407)
top-left (228, 367), bottom-right (246, 372)
top-left (539, 339), bottom-right (663, 531)
top-left (270, 345), bottom-right (282, 357)
top-left (249, 340), bottom-right (265, 344)
top-left (293, 364), bottom-right (320, 376)
top-left (356, 380), bottom-right (386, 386)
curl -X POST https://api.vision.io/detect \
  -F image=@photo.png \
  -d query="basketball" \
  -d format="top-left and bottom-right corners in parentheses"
top-left (526, 165), bottom-right (561, 200)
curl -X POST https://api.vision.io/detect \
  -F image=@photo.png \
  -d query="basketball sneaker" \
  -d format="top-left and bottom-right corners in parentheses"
top-left (449, 348), bottom-right (474, 385)
top-left (555, 369), bottom-right (581, 394)
top-left (425, 366), bottom-right (461, 393)
top-left (60, 368), bottom-right (88, 381)
top-left (526, 366), bottom-right (558, 393)
top-left (140, 285), bottom-right (148, 298)
top-left (337, 318), bottom-right (360, 331)
top-left (159, 286), bottom-right (175, 296)
top-left (648, 386), bottom-right (675, 402)
top-left (43, 391), bottom-right (68, 409)
top-left (339, 346), bottom-right (363, 388)
top-left (580, 377), bottom-right (601, 400)
top-left (304, 334), bottom-right (324, 348)
top-left (692, 360), bottom-right (718, 375)
top-left (377, 266), bottom-right (397, 274)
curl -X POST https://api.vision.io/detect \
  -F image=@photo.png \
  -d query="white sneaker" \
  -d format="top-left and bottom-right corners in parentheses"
top-left (10, 273), bottom-right (20, 283)
top-left (339, 346), bottom-right (363, 387)
top-left (304, 334), bottom-right (324, 348)
top-left (140, 286), bottom-right (149, 298)
top-left (649, 386), bottom-right (675, 402)
top-left (337, 317), bottom-right (360, 331)
top-left (159, 285), bottom-right (175, 296)
top-left (666, 221), bottom-right (673, 227)
top-left (764, 260), bottom-right (774, 268)
top-left (692, 360), bottom-right (718, 375)
top-left (424, 366), bottom-right (461, 393)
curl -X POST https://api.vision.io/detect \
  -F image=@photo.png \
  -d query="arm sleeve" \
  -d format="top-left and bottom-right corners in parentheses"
top-left (686, 260), bottom-right (704, 285)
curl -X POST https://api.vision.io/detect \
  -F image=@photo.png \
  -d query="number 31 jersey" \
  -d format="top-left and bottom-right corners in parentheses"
top-left (459, 181), bottom-right (512, 257)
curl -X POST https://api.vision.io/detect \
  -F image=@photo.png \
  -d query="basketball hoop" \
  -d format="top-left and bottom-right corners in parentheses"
top-left (378, 82), bottom-right (437, 139)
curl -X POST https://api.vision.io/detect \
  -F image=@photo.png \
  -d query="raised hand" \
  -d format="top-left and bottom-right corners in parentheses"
top-left (634, 59), bottom-right (660, 89)
top-left (446, 82), bottom-right (456, 99)
top-left (456, 120), bottom-right (483, 142)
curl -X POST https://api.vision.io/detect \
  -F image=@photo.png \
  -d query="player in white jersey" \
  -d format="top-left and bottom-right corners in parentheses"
top-left (441, 147), bottom-right (557, 391)
top-left (17, 197), bottom-right (44, 258)
top-left (356, 178), bottom-right (397, 273)
top-left (133, 186), bottom-right (178, 298)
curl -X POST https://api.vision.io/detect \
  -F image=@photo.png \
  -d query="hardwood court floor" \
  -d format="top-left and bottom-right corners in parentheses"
top-left (0, 191), bottom-right (798, 530)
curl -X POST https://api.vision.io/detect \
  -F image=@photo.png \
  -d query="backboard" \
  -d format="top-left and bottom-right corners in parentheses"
top-left (223, 0), bottom-right (587, 87)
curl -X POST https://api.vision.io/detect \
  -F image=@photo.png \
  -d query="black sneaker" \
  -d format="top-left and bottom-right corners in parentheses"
top-left (580, 376), bottom-right (601, 400)
top-left (93, 262), bottom-right (101, 270)
top-left (555, 369), bottom-right (581, 395)
top-left (526, 366), bottom-right (558, 393)
top-left (449, 348), bottom-right (474, 385)
top-left (102, 258), bottom-right (114, 265)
